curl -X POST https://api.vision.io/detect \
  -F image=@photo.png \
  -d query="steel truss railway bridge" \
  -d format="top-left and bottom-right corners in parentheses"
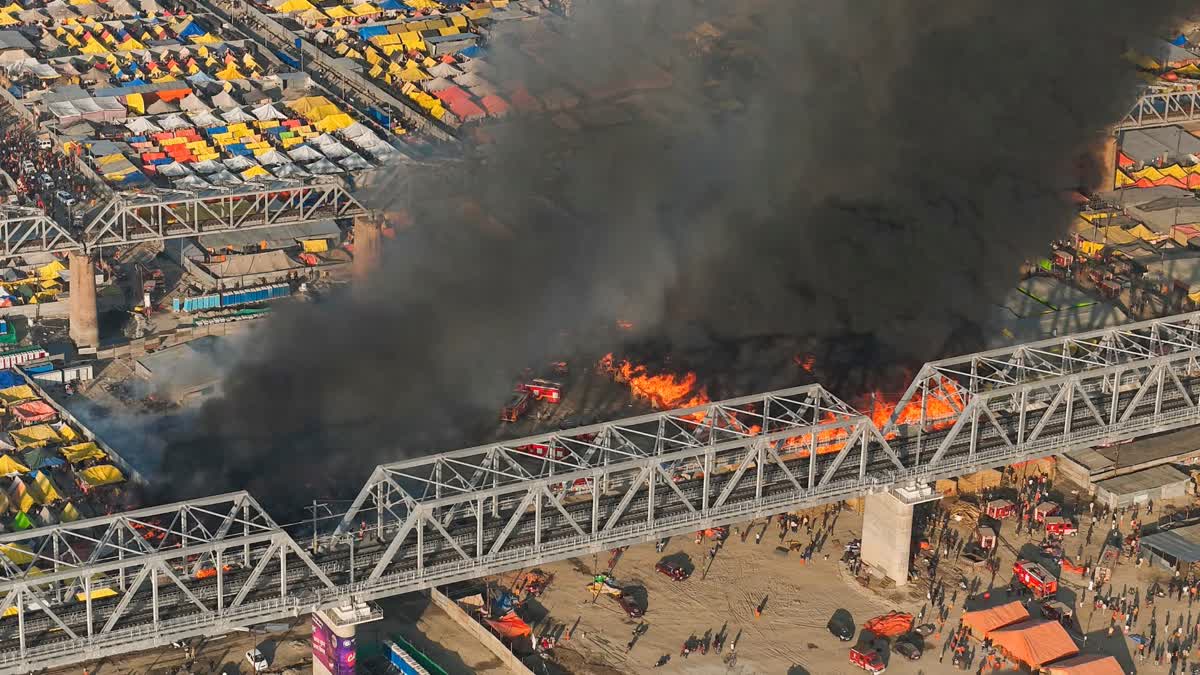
top-left (0, 313), bottom-right (1198, 670)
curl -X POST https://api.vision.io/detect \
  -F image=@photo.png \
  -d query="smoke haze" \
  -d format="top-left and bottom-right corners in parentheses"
top-left (152, 0), bottom-right (1192, 512)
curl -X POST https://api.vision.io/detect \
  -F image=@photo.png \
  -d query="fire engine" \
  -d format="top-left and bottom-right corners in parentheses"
top-left (1034, 501), bottom-right (1060, 523)
top-left (521, 379), bottom-right (563, 403)
top-left (1013, 559), bottom-right (1058, 599)
top-left (501, 391), bottom-right (531, 423)
top-left (985, 499), bottom-right (1016, 520)
top-left (1044, 516), bottom-right (1077, 537)
top-left (515, 442), bottom-right (569, 461)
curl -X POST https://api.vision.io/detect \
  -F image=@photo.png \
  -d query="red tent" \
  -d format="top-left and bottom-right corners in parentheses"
top-left (485, 611), bottom-right (532, 640)
top-left (12, 401), bottom-right (57, 425)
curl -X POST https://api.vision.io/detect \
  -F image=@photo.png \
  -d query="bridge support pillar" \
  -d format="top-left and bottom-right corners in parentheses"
top-left (1096, 134), bottom-right (1118, 192)
top-left (352, 214), bottom-right (383, 284)
top-left (311, 603), bottom-right (382, 675)
top-left (861, 485), bottom-right (939, 586)
top-left (67, 251), bottom-right (98, 352)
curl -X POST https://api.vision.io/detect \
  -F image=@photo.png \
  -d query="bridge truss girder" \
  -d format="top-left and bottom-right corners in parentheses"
top-left (11, 313), bottom-right (1200, 671)
top-left (0, 210), bottom-right (80, 258)
top-left (83, 182), bottom-right (366, 250)
top-left (1118, 89), bottom-right (1200, 130)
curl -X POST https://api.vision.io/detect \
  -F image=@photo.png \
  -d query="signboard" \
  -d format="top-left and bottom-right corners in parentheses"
top-left (311, 613), bottom-right (357, 674)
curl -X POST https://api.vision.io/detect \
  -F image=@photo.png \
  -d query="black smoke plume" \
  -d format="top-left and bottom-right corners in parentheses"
top-left (152, 0), bottom-right (1192, 514)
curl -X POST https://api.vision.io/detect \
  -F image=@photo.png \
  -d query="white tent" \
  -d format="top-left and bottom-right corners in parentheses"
top-left (272, 162), bottom-right (309, 178)
top-left (191, 159), bottom-right (225, 175)
top-left (427, 62), bottom-right (460, 78)
top-left (157, 162), bottom-right (191, 178)
top-left (221, 107), bottom-right (255, 123)
top-left (339, 153), bottom-right (372, 171)
top-left (287, 145), bottom-right (324, 163)
top-left (422, 77), bottom-right (455, 92)
top-left (157, 113), bottom-right (190, 130)
top-left (208, 170), bottom-right (243, 186)
top-left (257, 149), bottom-right (290, 166)
top-left (188, 111), bottom-right (222, 127)
top-left (209, 90), bottom-right (240, 110)
top-left (173, 174), bottom-right (210, 189)
top-left (251, 103), bottom-right (286, 121)
top-left (125, 117), bottom-right (161, 134)
top-left (306, 158), bottom-right (342, 175)
top-left (222, 156), bottom-right (257, 172)
top-left (178, 93), bottom-right (211, 113)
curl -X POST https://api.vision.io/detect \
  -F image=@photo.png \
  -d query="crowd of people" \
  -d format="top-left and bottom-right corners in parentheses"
top-left (0, 121), bottom-right (99, 225)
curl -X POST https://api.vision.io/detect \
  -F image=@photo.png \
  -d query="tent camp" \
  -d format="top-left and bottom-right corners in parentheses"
top-left (12, 400), bottom-right (57, 425)
top-left (989, 620), bottom-right (1078, 668)
top-left (962, 601), bottom-right (1030, 638)
top-left (80, 465), bottom-right (125, 489)
top-left (1043, 654), bottom-right (1124, 675)
top-left (27, 470), bottom-right (59, 505)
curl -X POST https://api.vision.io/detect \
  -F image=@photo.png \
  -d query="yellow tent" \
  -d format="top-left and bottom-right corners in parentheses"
top-left (61, 442), bottom-right (105, 464)
top-left (28, 472), bottom-right (59, 505)
top-left (299, 7), bottom-right (326, 21)
top-left (325, 5), bottom-right (352, 18)
top-left (10, 424), bottom-right (62, 449)
top-left (315, 113), bottom-right (353, 132)
top-left (352, 2), bottom-right (379, 14)
top-left (80, 465), bottom-right (125, 488)
top-left (0, 385), bottom-right (35, 404)
top-left (302, 239), bottom-right (329, 253)
top-left (1078, 240), bottom-right (1105, 257)
top-left (215, 64), bottom-right (243, 80)
top-left (37, 260), bottom-right (64, 281)
top-left (277, 0), bottom-right (314, 10)
top-left (1127, 223), bottom-right (1161, 242)
top-left (60, 502), bottom-right (80, 522)
top-left (0, 455), bottom-right (26, 476)
top-left (0, 542), bottom-right (33, 565)
top-left (0, 13), bottom-right (18, 26)
top-left (241, 165), bottom-right (269, 179)
top-left (1116, 170), bottom-right (1134, 187)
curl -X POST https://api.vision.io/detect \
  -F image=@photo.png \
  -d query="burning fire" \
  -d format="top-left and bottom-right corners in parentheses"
top-left (616, 320), bottom-right (635, 330)
top-left (599, 354), bottom-right (711, 412)
top-left (867, 379), bottom-right (965, 437)
top-left (793, 353), bottom-right (816, 373)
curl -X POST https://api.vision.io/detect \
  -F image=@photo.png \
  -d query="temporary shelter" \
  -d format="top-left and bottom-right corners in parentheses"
top-left (10, 424), bottom-right (62, 449)
top-left (0, 454), bottom-right (26, 475)
top-left (1043, 654), bottom-right (1124, 675)
top-left (0, 384), bottom-right (34, 404)
top-left (61, 442), bottom-right (106, 464)
top-left (989, 620), bottom-right (1078, 668)
top-left (79, 465), bottom-right (125, 489)
top-left (12, 400), bottom-right (57, 424)
top-left (961, 601), bottom-right (1030, 638)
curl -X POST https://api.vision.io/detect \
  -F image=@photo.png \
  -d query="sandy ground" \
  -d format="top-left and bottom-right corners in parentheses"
top-left (507, 488), bottom-right (1200, 675)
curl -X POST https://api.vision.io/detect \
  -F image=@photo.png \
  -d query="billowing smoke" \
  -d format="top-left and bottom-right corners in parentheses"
top-left (152, 0), bottom-right (1192, 513)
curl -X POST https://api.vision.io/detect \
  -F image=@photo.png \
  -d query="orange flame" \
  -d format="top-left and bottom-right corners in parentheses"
top-left (793, 353), bottom-right (816, 373)
top-left (599, 353), bottom-right (711, 415)
top-left (616, 320), bottom-right (634, 330)
top-left (868, 380), bottom-right (965, 437)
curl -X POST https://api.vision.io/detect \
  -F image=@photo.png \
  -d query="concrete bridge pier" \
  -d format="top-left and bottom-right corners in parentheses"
top-left (67, 251), bottom-right (98, 352)
top-left (352, 214), bottom-right (383, 283)
top-left (860, 484), bottom-right (940, 586)
top-left (311, 603), bottom-right (382, 675)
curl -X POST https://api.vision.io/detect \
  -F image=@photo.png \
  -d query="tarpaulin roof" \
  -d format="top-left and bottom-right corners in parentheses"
top-left (11, 424), bottom-right (62, 449)
top-left (484, 610), bottom-right (531, 639)
top-left (0, 371), bottom-right (20, 389)
top-left (61, 442), bottom-right (105, 464)
top-left (1044, 654), bottom-right (1124, 675)
top-left (0, 454), bottom-right (26, 475)
top-left (862, 611), bottom-right (913, 638)
top-left (27, 470), bottom-right (58, 505)
top-left (7, 478), bottom-right (31, 513)
top-left (962, 601), bottom-right (1030, 637)
top-left (990, 619), bottom-right (1078, 667)
top-left (22, 448), bottom-right (64, 470)
top-left (0, 384), bottom-right (34, 404)
top-left (12, 400), bottom-right (56, 424)
top-left (0, 542), bottom-right (31, 564)
top-left (60, 501), bottom-right (80, 522)
top-left (80, 465), bottom-right (124, 487)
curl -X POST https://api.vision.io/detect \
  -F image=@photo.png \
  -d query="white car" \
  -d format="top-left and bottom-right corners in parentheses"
top-left (245, 648), bottom-right (268, 672)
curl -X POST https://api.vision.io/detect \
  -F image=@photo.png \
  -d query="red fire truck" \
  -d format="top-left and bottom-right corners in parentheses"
top-left (521, 379), bottom-right (563, 403)
top-left (986, 499), bottom-right (1016, 520)
top-left (1013, 560), bottom-right (1058, 599)
top-left (849, 647), bottom-right (886, 673)
top-left (515, 442), bottom-right (569, 461)
top-left (501, 391), bottom-right (531, 423)
top-left (1044, 516), bottom-right (1077, 537)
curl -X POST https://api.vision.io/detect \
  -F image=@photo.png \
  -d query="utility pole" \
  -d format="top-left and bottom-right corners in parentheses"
top-left (306, 500), bottom-right (332, 552)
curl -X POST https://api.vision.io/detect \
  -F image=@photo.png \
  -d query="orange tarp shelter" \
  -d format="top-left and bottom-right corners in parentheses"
top-left (989, 619), bottom-right (1079, 668)
top-left (962, 601), bottom-right (1030, 638)
top-left (485, 611), bottom-right (532, 640)
top-left (1043, 654), bottom-right (1123, 675)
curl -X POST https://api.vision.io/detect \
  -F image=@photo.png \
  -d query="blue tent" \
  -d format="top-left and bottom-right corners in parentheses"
top-left (458, 45), bottom-right (482, 59)
top-left (177, 22), bottom-right (207, 39)
top-left (1172, 34), bottom-right (1189, 47)
top-left (358, 25), bottom-right (390, 39)
top-left (23, 452), bottom-right (64, 470)
top-left (0, 370), bottom-right (21, 389)
top-left (378, 0), bottom-right (410, 9)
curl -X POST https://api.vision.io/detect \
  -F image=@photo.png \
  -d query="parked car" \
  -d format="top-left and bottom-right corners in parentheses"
top-left (617, 591), bottom-right (644, 618)
top-left (654, 560), bottom-right (690, 581)
top-left (245, 648), bottom-right (268, 672)
top-left (894, 639), bottom-right (922, 661)
top-left (827, 608), bottom-right (855, 641)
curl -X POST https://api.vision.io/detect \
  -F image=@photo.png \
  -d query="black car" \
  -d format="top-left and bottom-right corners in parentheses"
top-left (828, 608), bottom-right (855, 641)
top-left (617, 591), bottom-right (644, 618)
top-left (894, 639), bottom-right (923, 661)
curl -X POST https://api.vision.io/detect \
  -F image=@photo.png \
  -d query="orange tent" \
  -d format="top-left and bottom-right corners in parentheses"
top-left (863, 611), bottom-right (913, 638)
top-left (989, 619), bottom-right (1078, 668)
top-left (961, 601), bottom-right (1030, 638)
top-left (485, 611), bottom-right (532, 640)
top-left (1043, 654), bottom-right (1123, 675)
